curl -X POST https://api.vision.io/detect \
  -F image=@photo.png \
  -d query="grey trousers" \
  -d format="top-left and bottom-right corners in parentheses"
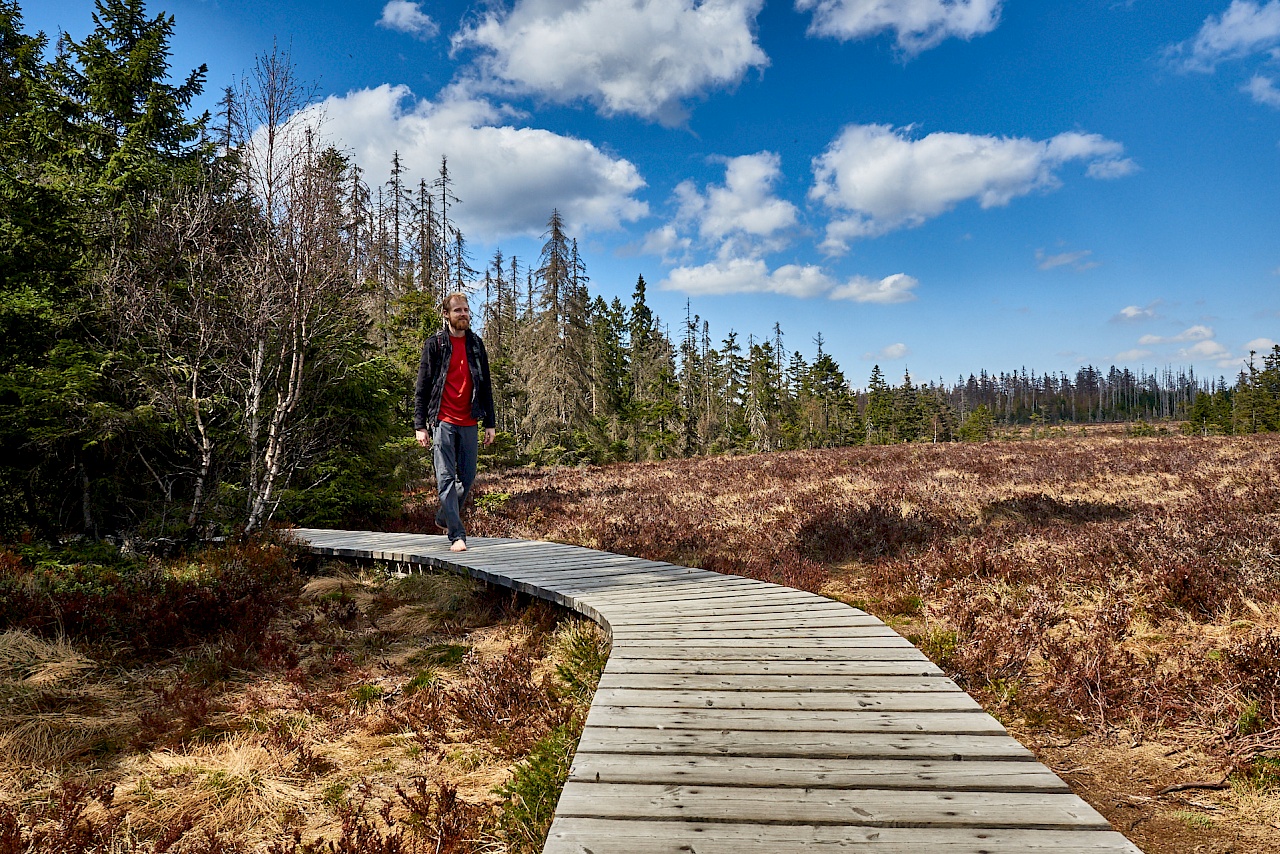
top-left (433, 422), bottom-right (478, 543)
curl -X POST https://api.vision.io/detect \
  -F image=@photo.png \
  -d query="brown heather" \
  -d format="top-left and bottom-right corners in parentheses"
top-left (0, 552), bottom-right (605, 853)
top-left (399, 432), bottom-right (1280, 851)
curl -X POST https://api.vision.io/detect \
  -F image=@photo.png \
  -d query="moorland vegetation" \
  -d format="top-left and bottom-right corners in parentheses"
top-left (0, 533), bottom-right (609, 852)
top-left (5, 2), bottom-right (1280, 850)
top-left (438, 431), bottom-right (1280, 851)
top-left (4, 0), bottom-right (1279, 547)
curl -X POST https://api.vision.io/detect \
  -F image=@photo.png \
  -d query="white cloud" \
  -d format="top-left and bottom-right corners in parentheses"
top-left (1246, 336), bottom-right (1279, 351)
top-left (829, 272), bottom-right (919, 303)
top-left (1173, 1), bottom-right (1280, 72)
top-left (796, 0), bottom-right (1002, 54)
top-left (1179, 339), bottom-right (1231, 360)
top-left (453, 0), bottom-right (768, 124)
top-left (662, 258), bottom-right (833, 297)
top-left (1086, 158), bottom-right (1139, 179)
top-left (674, 152), bottom-right (798, 244)
top-left (311, 85), bottom-right (647, 239)
top-left (1115, 348), bottom-right (1154, 362)
top-left (640, 224), bottom-right (693, 263)
top-left (810, 124), bottom-right (1133, 253)
top-left (1113, 302), bottom-right (1161, 323)
top-left (1036, 248), bottom-right (1098, 271)
top-left (1245, 74), bottom-right (1280, 106)
top-left (1125, 325), bottom-right (1258, 369)
top-left (660, 259), bottom-right (918, 303)
top-left (1138, 325), bottom-right (1214, 345)
top-left (861, 343), bottom-right (909, 360)
top-left (377, 1), bottom-right (439, 40)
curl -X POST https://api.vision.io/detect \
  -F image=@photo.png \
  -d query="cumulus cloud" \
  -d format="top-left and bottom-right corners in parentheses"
top-left (1179, 339), bottom-right (1231, 360)
top-left (640, 224), bottom-right (693, 263)
top-left (652, 151), bottom-right (800, 262)
top-left (310, 85), bottom-right (647, 239)
top-left (1112, 302), bottom-right (1161, 323)
top-left (1172, 0), bottom-right (1280, 72)
top-left (377, 1), bottom-right (439, 40)
top-left (1138, 325), bottom-right (1214, 345)
top-left (661, 260), bottom-right (919, 303)
top-left (662, 258), bottom-right (833, 297)
top-left (796, 0), bottom-right (1002, 54)
top-left (453, 0), bottom-right (768, 124)
top-left (829, 272), bottom-right (919, 303)
top-left (1123, 324), bottom-right (1256, 369)
top-left (1247, 336), bottom-right (1279, 351)
top-left (809, 124), bottom-right (1134, 253)
top-left (674, 152), bottom-right (799, 245)
top-left (1036, 248), bottom-right (1099, 271)
top-left (1245, 74), bottom-right (1280, 106)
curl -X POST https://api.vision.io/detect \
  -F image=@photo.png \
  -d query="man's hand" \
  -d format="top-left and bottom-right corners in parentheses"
top-left (484, 428), bottom-right (496, 447)
top-left (415, 428), bottom-right (430, 448)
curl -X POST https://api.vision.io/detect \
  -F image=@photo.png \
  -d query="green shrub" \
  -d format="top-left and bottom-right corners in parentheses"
top-left (551, 620), bottom-right (609, 705)
top-left (494, 725), bottom-right (578, 853)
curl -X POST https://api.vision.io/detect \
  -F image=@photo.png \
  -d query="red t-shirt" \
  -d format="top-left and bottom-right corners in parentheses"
top-left (439, 335), bottom-right (477, 426)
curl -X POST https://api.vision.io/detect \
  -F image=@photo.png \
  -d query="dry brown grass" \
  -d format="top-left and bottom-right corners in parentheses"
top-left (0, 561), bottom-right (605, 853)
top-left (0, 630), bottom-right (141, 770)
top-left (431, 432), bottom-right (1280, 853)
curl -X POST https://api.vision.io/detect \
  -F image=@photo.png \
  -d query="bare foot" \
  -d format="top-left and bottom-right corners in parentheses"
top-left (450, 539), bottom-right (468, 552)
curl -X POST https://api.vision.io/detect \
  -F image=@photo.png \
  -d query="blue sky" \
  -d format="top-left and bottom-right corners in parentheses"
top-left (30, 1), bottom-right (1280, 386)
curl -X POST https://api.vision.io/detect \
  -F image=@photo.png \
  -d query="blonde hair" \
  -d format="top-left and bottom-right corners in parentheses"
top-left (440, 291), bottom-right (470, 316)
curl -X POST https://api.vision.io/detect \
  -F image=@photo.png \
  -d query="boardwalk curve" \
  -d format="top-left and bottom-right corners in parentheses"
top-left (294, 528), bottom-right (1141, 853)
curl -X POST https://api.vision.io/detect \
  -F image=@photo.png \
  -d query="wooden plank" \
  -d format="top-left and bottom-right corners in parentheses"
top-left (508, 572), bottom-right (714, 593)
top-left (613, 635), bottom-right (911, 649)
top-left (601, 659), bottom-right (942, 677)
top-left (589, 688), bottom-right (984, 713)
top-left (544, 819), bottom-right (1142, 853)
top-left (582, 580), bottom-right (798, 603)
top-left (589, 601), bottom-right (846, 621)
top-left (583, 588), bottom-right (795, 608)
top-left (609, 611), bottom-right (879, 629)
top-left (566, 754), bottom-right (1071, 791)
top-left (608, 646), bottom-right (932, 662)
top-left (575, 727), bottom-right (1037, 760)
top-left (596, 672), bottom-right (961, 692)
top-left (551, 782), bottom-right (1113, 829)
top-left (583, 706), bottom-right (1004, 735)
top-left (589, 594), bottom-right (845, 614)
top-left (466, 556), bottom-right (674, 574)
top-left (611, 626), bottom-right (908, 641)
top-left (506, 560), bottom-right (711, 581)
top-left (544, 575), bottom-right (733, 594)
top-left (292, 529), bottom-right (1140, 854)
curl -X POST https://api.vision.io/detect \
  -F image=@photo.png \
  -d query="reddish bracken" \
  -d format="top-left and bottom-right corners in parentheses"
top-left (410, 434), bottom-right (1280, 756)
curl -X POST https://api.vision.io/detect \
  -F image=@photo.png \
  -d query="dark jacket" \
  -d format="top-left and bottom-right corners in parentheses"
top-left (413, 329), bottom-right (496, 432)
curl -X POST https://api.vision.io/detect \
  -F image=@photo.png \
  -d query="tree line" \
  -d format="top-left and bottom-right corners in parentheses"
top-left (3, 0), bottom-right (1277, 542)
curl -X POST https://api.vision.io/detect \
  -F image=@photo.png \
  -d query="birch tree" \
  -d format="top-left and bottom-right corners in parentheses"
top-left (228, 45), bottom-right (370, 531)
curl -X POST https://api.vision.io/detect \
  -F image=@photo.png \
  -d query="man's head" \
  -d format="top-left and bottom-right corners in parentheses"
top-left (442, 292), bottom-right (470, 336)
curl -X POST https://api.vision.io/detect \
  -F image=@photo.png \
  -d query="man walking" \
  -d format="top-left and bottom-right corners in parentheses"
top-left (414, 292), bottom-right (496, 552)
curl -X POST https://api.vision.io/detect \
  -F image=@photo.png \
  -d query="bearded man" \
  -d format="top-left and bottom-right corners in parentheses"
top-left (413, 292), bottom-right (496, 552)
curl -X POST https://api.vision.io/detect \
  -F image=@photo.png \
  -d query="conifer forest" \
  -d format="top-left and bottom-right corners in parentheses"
top-left (3, 0), bottom-right (1279, 541)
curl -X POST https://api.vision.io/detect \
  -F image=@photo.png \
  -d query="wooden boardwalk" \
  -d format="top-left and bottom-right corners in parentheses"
top-left (294, 528), bottom-right (1142, 853)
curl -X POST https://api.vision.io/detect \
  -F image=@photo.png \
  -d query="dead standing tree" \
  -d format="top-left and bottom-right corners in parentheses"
top-left (96, 180), bottom-right (246, 532)
top-left (230, 46), bottom-right (365, 532)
